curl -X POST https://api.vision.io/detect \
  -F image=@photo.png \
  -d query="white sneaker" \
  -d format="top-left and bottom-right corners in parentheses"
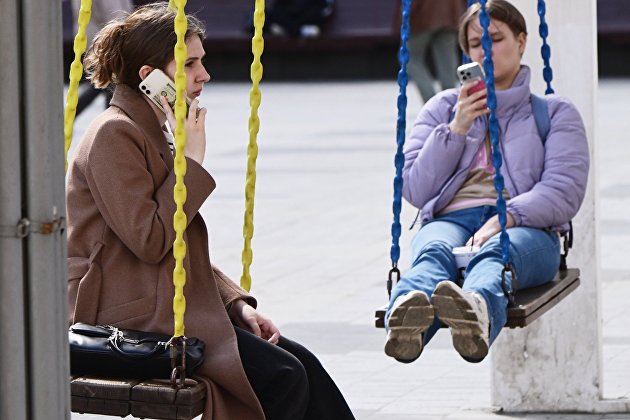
top-left (384, 291), bottom-right (434, 363)
top-left (431, 281), bottom-right (490, 362)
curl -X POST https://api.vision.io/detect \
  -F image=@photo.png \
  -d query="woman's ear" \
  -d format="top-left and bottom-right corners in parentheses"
top-left (138, 65), bottom-right (154, 81)
top-left (518, 32), bottom-right (527, 57)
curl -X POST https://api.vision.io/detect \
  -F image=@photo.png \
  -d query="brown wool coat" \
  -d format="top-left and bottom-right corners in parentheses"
top-left (66, 85), bottom-right (265, 420)
top-left (395, 0), bottom-right (468, 34)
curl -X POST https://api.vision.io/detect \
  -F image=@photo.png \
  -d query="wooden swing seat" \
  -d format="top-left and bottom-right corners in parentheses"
top-left (71, 376), bottom-right (206, 420)
top-left (374, 268), bottom-right (580, 329)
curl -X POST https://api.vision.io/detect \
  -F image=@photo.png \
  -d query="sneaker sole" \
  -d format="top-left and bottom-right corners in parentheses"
top-left (432, 283), bottom-right (489, 362)
top-left (385, 292), bottom-right (434, 363)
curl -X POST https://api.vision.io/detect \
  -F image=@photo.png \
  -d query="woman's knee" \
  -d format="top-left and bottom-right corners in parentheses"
top-left (261, 349), bottom-right (309, 420)
top-left (277, 352), bottom-right (309, 403)
top-left (278, 336), bottom-right (322, 373)
top-left (412, 240), bottom-right (455, 265)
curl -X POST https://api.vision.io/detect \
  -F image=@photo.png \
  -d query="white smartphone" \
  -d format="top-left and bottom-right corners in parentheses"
top-left (139, 69), bottom-right (191, 114)
top-left (457, 62), bottom-right (486, 96)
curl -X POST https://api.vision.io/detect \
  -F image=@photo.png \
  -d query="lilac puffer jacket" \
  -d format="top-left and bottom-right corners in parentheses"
top-left (403, 66), bottom-right (589, 232)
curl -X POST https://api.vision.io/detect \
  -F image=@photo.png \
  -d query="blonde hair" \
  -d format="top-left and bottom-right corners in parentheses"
top-left (83, 2), bottom-right (205, 90)
top-left (458, 0), bottom-right (527, 54)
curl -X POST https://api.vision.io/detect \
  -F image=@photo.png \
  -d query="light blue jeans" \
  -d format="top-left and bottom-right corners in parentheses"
top-left (385, 206), bottom-right (560, 346)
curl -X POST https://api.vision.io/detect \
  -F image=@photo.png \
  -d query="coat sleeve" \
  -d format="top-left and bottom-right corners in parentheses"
top-left (402, 93), bottom-right (473, 209)
top-left (507, 96), bottom-right (590, 228)
top-left (211, 265), bottom-right (258, 310)
top-left (84, 118), bottom-right (216, 263)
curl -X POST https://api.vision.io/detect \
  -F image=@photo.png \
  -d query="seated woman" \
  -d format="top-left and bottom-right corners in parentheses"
top-left (66, 3), bottom-right (355, 419)
top-left (384, 0), bottom-right (589, 364)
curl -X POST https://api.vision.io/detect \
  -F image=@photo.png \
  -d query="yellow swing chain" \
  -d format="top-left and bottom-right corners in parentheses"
top-left (63, 0), bottom-right (92, 173)
top-left (170, 0), bottom-right (189, 338)
top-left (240, 0), bottom-right (265, 292)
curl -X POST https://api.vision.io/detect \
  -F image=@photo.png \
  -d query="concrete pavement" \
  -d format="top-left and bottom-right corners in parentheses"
top-left (70, 79), bottom-right (630, 419)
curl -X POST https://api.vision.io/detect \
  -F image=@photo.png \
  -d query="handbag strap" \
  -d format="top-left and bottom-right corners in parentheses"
top-left (107, 328), bottom-right (170, 360)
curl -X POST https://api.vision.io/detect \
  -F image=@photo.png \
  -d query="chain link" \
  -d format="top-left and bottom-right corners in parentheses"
top-left (538, 0), bottom-right (555, 94)
top-left (170, 0), bottom-right (189, 338)
top-left (390, 0), bottom-right (411, 273)
top-left (479, 0), bottom-right (511, 267)
top-left (64, 0), bottom-right (92, 172)
top-left (240, 0), bottom-right (266, 292)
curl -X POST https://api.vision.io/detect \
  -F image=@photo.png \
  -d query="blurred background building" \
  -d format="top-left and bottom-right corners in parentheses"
top-left (61, 0), bottom-right (629, 80)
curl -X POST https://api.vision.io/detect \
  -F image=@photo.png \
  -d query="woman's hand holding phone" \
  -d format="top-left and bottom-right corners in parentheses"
top-left (161, 96), bottom-right (207, 165)
top-left (466, 212), bottom-right (516, 247)
top-left (449, 81), bottom-right (489, 136)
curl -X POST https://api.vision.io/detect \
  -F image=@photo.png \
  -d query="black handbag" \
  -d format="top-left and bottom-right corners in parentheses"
top-left (69, 323), bottom-right (205, 380)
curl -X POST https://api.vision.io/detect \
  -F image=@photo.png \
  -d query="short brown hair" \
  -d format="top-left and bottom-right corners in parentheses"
top-left (458, 0), bottom-right (527, 54)
top-left (83, 2), bottom-right (205, 90)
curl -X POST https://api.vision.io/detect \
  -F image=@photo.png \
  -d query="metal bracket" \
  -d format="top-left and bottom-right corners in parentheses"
top-left (387, 265), bottom-right (400, 299)
top-left (170, 336), bottom-right (187, 389)
top-left (0, 216), bottom-right (65, 238)
top-left (501, 264), bottom-right (517, 307)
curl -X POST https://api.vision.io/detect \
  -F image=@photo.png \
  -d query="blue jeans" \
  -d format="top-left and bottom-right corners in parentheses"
top-left (385, 206), bottom-right (560, 346)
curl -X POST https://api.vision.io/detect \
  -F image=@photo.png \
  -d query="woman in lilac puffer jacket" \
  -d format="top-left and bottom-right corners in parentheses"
top-left (384, 0), bottom-right (589, 364)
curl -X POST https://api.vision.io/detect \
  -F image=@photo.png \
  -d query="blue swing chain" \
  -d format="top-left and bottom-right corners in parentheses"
top-left (388, 0), bottom-right (412, 297)
top-left (478, 0), bottom-right (517, 302)
top-left (538, 0), bottom-right (554, 94)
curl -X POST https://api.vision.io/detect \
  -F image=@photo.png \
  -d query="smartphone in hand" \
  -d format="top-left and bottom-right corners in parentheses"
top-left (457, 62), bottom-right (487, 97)
top-left (139, 69), bottom-right (191, 114)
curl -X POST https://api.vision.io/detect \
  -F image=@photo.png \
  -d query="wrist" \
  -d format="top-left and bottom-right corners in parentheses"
top-left (228, 299), bottom-right (245, 319)
top-left (184, 151), bottom-right (204, 166)
top-left (449, 121), bottom-right (467, 136)
top-left (493, 213), bottom-right (515, 229)
top-left (506, 211), bottom-right (516, 228)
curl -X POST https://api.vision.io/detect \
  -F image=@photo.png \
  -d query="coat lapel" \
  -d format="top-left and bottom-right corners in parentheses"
top-left (109, 85), bottom-right (174, 170)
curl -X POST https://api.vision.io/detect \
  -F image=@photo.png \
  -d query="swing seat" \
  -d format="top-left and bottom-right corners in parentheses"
top-left (374, 268), bottom-right (580, 329)
top-left (71, 376), bottom-right (206, 420)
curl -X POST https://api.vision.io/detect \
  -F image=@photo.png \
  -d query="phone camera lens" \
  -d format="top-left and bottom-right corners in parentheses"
top-left (466, 71), bottom-right (471, 77)
top-left (140, 85), bottom-right (146, 90)
top-left (146, 90), bottom-right (151, 95)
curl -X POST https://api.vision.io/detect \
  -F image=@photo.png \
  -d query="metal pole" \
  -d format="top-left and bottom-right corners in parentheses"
top-left (0, 0), bottom-right (28, 417)
top-left (491, 0), bottom-right (604, 411)
top-left (21, 0), bottom-right (70, 418)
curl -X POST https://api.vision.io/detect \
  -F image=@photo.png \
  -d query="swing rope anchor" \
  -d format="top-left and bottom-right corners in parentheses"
top-left (387, 265), bottom-right (401, 299)
top-left (501, 264), bottom-right (518, 306)
top-left (170, 336), bottom-right (187, 389)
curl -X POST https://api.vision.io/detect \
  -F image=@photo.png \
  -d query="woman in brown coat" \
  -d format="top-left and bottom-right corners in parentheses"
top-left (66, 3), bottom-right (354, 419)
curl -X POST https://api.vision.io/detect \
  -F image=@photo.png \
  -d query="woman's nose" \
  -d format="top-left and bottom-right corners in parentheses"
top-left (199, 67), bottom-right (211, 83)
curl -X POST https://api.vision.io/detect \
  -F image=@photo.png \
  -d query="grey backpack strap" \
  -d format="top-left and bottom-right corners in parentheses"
top-left (530, 93), bottom-right (551, 144)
